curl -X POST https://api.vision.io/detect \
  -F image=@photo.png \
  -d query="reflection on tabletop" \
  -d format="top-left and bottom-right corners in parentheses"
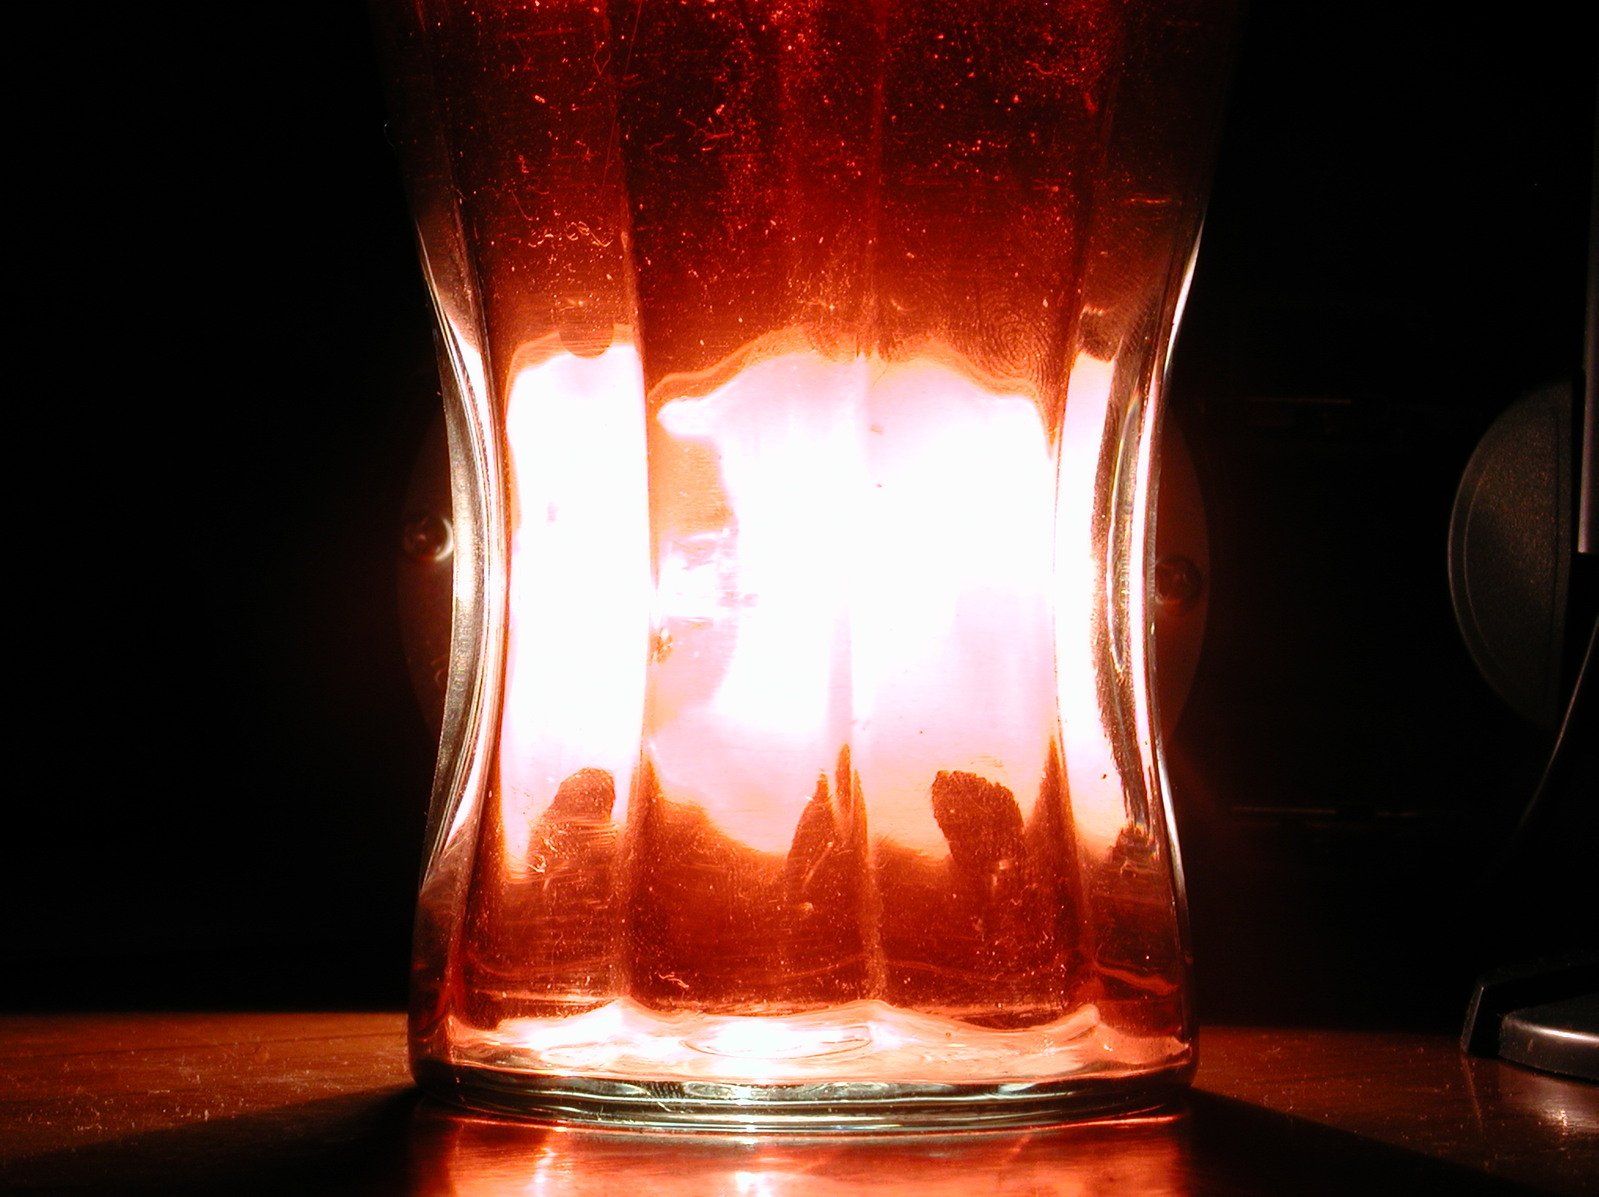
top-left (407, 1102), bottom-right (1189, 1196)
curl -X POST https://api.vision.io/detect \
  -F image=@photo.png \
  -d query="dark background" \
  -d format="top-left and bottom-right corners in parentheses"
top-left (15, 1), bottom-right (1596, 1026)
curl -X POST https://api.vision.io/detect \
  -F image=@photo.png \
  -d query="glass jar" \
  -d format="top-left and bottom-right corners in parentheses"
top-left (373, 0), bottom-right (1235, 1131)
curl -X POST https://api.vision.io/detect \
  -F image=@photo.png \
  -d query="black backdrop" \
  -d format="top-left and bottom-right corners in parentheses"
top-left (14, 1), bottom-right (1596, 1024)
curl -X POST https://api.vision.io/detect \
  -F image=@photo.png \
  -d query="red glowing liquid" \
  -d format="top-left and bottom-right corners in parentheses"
top-left (385, 0), bottom-right (1233, 1102)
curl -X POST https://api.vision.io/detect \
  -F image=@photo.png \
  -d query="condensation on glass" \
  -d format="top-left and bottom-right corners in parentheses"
top-left (373, 0), bottom-right (1235, 1130)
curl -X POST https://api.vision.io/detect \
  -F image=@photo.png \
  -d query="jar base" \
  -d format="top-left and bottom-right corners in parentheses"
top-left (414, 1056), bottom-right (1189, 1131)
top-left (412, 998), bottom-right (1192, 1131)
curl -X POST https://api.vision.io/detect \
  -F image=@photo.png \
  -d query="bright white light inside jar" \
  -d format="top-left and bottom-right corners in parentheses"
top-left (497, 337), bottom-right (650, 872)
top-left (494, 339), bottom-right (1131, 862)
top-left (647, 349), bottom-right (1059, 857)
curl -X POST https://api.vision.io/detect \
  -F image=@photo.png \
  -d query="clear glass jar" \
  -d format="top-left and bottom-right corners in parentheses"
top-left (373, 0), bottom-right (1235, 1131)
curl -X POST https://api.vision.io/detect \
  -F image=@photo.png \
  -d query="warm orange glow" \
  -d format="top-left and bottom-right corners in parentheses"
top-left (493, 337), bottom-right (1130, 862)
top-left (467, 996), bottom-right (1182, 1085)
top-left (491, 339), bottom-right (1134, 867)
top-left (413, 1101), bottom-right (1186, 1195)
top-left (441, 336), bottom-right (1189, 1090)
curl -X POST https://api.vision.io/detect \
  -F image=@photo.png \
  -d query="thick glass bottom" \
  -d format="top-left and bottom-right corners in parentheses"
top-left (413, 999), bottom-right (1191, 1132)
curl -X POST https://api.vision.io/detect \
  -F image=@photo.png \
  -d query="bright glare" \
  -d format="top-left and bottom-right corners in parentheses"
top-left (648, 351), bottom-right (1057, 856)
top-left (497, 338), bottom-right (651, 873)
top-left (1054, 352), bottom-right (1124, 851)
top-left (492, 340), bottom-right (1130, 863)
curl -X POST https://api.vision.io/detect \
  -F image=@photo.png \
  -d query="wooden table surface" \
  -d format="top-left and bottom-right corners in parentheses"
top-left (1, 1014), bottom-right (1594, 1194)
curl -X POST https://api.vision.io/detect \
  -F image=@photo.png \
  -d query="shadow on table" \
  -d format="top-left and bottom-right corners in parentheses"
top-left (2, 1089), bottom-right (1538, 1195)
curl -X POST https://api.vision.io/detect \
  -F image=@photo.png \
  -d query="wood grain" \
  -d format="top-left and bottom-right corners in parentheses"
top-left (1, 1015), bottom-right (1593, 1194)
